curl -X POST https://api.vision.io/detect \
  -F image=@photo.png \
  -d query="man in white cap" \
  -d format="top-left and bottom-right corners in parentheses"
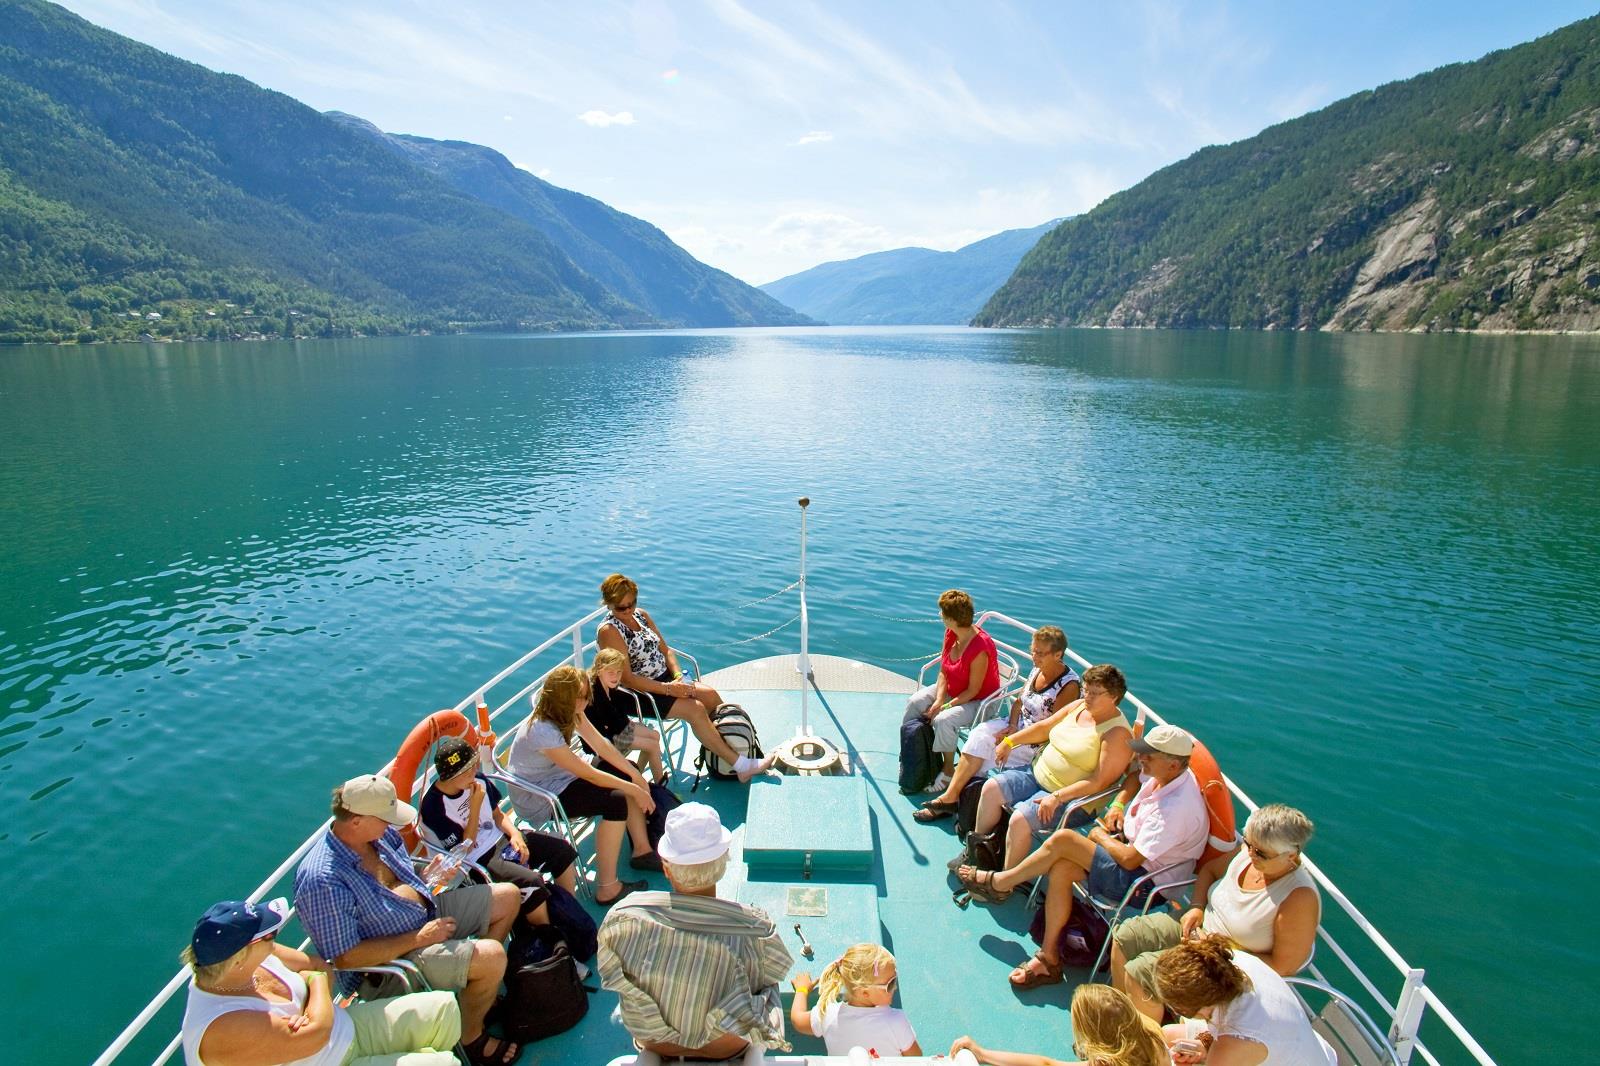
top-left (956, 724), bottom-right (1209, 991)
top-left (597, 802), bottom-right (793, 1059)
top-left (294, 774), bottom-right (523, 1066)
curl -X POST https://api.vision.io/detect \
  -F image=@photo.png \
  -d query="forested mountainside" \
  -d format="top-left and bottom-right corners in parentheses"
top-left (333, 116), bottom-right (810, 329)
top-left (977, 15), bottom-right (1600, 332)
top-left (0, 0), bottom-right (805, 343)
top-left (762, 221), bottom-right (1058, 324)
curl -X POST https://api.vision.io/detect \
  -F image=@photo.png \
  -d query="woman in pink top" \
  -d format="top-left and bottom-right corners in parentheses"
top-left (901, 589), bottom-right (1002, 789)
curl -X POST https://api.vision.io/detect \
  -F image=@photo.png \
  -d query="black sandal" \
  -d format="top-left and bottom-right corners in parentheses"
top-left (462, 1031), bottom-right (521, 1066)
top-left (913, 805), bottom-right (955, 823)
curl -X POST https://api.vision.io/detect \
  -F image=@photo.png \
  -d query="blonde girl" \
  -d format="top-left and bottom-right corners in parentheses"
top-left (950, 984), bottom-right (1166, 1066)
top-left (505, 665), bottom-right (659, 906)
top-left (790, 943), bottom-right (920, 1057)
top-left (587, 647), bottom-right (667, 782)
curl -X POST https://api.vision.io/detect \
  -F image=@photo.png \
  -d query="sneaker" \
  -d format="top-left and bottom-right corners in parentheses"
top-left (926, 771), bottom-right (952, 794)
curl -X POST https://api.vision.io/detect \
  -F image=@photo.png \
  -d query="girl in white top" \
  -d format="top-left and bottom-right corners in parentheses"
top-left (1156, 935), bottom-right (1336, 1066)
top-left (179, 897), bottom-right (460, 1066)
top-left (789, 943), bottom-right (921, 1057)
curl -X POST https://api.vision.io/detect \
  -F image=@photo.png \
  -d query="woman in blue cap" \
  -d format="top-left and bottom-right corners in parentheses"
top-left (179, 896), bottom-right (462, 1066)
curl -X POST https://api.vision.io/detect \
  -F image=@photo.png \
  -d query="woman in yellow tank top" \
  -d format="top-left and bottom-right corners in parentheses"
top-left (966, 663), bottom-right (1134, 875)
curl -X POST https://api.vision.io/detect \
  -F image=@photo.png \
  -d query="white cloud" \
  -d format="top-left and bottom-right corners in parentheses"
top-left (794, 130), bottom-right (833, 145)
top-left (577, 109), bottom-right (636, 127)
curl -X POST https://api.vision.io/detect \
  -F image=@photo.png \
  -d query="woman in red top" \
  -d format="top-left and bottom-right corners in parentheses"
top-left (901, 589), bottom-right (1001, 789)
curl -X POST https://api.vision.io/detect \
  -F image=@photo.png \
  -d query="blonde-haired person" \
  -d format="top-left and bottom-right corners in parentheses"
top-left (179, 897), bottom-right (461, 1066)
top-left (949, 984), bottom-right (1166, 1066)
top-left (505, 665), bottom-right (660, 906)
top-left (1111, 804), bottom-right (1319, 1022)
top-left (596, 573), bottom-right (775, 782)
top-left (901, 589), bottom-right (1003, 791)
top-left (916, 625), bottom-right (1080, 821)
top-left (1154, 934), bottom-right (1337, 1065)
top-left (790, 943), bottom-right (920, 1057)
top-left (585, 647), bottom-right (667, 783)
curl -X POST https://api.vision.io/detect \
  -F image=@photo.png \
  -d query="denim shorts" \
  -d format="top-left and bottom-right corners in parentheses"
top-left (1085, 844), bottom-right (1151, 905)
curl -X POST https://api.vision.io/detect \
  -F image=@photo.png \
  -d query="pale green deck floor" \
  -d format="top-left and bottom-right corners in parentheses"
top-left (516, 686), bottom-right (1083, 1064)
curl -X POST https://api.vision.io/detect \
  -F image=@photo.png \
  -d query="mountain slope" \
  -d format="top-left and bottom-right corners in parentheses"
top-left (0, 0), bottom-right (648, 342)
top-left (762, 221), bottom-right (1058, 324)
top-left (330, 115), bottom-right (810, 328)
top-left (977, 16), bottom-right (1600, 332)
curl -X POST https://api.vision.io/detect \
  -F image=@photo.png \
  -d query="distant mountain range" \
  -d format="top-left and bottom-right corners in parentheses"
top-left (761, 221), bottom-right (1059, 325)
top-left (0, 0), bottom-right (806, 343)
top-left (977, 15), bottom-right (1600, 332)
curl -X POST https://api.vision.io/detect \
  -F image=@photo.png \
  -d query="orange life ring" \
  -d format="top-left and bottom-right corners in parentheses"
top-left (1189, 737), bottom-right (1239, 866)
top-left (386, 708), bottom-right (492, 852)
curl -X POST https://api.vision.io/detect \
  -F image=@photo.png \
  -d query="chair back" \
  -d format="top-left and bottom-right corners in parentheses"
top-left (1285, 976), bottom-right (1401, 1066)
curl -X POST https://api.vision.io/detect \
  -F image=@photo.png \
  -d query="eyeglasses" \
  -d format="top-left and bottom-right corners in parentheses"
top-left (614, 600), bottom-right (637, 612)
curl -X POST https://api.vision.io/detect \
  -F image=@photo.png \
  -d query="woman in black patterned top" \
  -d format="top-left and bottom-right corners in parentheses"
top-left (596, 573), bottom-right (774, 783)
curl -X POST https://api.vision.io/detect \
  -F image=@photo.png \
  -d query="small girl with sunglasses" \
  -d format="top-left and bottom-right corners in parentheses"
top-left (790, 943), bottom-right (921, 1057)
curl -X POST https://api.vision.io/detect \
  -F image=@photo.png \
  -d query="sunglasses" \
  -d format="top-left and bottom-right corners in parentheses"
top-left (1244, 838), bottom-right (1290, 862)
top-left (614, 600), bottom-right (637, 612)
top-left (866, 975), bottom-right (899, 995)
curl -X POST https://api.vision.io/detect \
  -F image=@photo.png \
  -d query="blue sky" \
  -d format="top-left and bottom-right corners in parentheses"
top-left (56, 1), bottom-right (1599, 285)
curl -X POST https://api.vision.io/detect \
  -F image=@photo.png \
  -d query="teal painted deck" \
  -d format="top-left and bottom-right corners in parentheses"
top-left (518, 679), bottom-right (1083, 1065)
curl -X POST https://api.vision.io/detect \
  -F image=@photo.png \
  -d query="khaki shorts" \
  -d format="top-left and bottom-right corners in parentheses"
top-left (1112, 911), bottom-right (1184, 997)
top-left (366, 883), bottom-right (497, 997)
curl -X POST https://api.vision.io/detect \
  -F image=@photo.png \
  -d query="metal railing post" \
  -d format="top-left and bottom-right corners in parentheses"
top-left (572, 624), bottom-right (584, 668)
top-left (797, 496), bottom-right (812, 736)
top-left (1391, 968), bottom-right (1428, 1065)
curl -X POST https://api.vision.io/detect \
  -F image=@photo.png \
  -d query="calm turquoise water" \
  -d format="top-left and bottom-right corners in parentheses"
top-left (2, 327), bottom-right (1597, 1064)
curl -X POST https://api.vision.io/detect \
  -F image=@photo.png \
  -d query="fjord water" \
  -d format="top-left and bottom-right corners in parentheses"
top-left (2, 327), bottom-right (1596, 1063)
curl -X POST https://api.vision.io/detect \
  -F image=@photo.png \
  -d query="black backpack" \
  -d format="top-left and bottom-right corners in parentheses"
top-left (544, 883), bottom-right (598, 962)
top-left (898, 716), bottom-right (936, 794)
top-left (955, 776), bottom-right (987, 841)
top-left (1028, 897), bottom-right (1111, 969)
top-left (501, 925), bottom-right (593, 1042)
top-left (692, 704), bottom-right (762, 789)
top-left (645, 782), bottom-right (684, 848)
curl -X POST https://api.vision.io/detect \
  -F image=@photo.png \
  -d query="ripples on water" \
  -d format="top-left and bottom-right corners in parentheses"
top-left (2, 328), bottom-right (1598, 1064)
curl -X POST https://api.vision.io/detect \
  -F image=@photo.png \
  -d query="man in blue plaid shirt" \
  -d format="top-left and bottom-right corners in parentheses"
top-left (294, 774), bottom-right (523, 1066)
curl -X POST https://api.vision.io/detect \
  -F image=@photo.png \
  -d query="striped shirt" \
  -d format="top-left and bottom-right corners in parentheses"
top-left (598, 891), bottom-right (793, 1051)
top-left (294, 826), bottom-right (435, 994)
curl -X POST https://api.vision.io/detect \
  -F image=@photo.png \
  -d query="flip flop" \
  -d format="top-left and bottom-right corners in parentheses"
top-left (596, 878), bottom-right (647, 906)
top-left (1008, 951), bottom-right (1064, 989)
top-left (462, 1031), bottom-right (522, 1066)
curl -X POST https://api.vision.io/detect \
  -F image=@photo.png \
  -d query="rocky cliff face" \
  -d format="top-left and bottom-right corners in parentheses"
top-left (976, 15), bottom-right (1600, 333)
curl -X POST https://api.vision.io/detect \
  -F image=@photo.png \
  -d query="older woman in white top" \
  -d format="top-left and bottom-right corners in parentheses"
top-left (179, 897), bottom-right (461, 1066)
top-left (1110, 804), bottom-right (1320, 1023)
top-left (1155, 935), bottom-right (1336, 1066)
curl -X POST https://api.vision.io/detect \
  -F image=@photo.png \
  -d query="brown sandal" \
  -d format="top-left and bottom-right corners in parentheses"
top-left (1009, 951), bottom-right (1064, 989)
top-left (955, 865), bottom-right (1012, 903)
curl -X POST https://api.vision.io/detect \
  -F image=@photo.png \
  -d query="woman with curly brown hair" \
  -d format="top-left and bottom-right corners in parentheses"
top-left (1154, 934), bottom-right (1336, 1065)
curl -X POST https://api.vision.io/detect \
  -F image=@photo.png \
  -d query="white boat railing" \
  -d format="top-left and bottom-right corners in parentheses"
top-left (972, 609), bottom-right (1497, 1066)
top-left (93, 602), bottom-right (1497, 1066)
